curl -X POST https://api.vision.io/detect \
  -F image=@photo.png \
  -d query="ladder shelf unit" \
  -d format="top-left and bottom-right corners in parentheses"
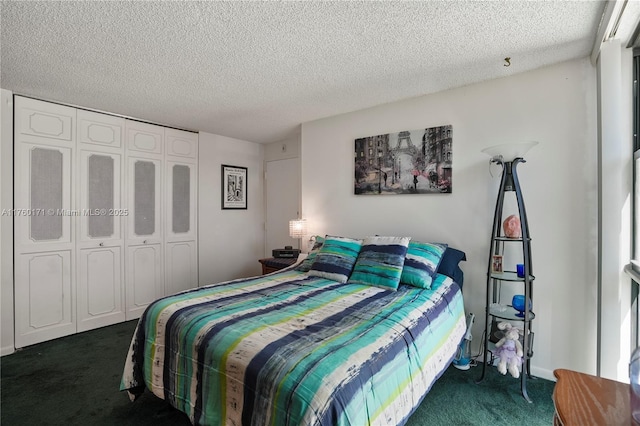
top-left (477, 157), bottom-right (535, 403)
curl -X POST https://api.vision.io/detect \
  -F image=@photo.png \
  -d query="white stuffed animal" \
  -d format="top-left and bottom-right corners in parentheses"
top-left (494, 322), bottom-right (523, 378)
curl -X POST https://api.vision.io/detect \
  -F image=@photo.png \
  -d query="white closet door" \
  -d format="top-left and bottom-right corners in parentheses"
top-left (125, 155), bottom-right (163, 319)
top-left (125, 121), bottom-right (164, 319)
top-left (165, 160), bottom-right (197, 295)
top-left (14, 96), bottom-right (76, 348)
top-left (76, 110), bottom-right (125, 331)
top-left (77, 151), bottom-right (125, 330)
top-left (165, 128), bottom-right (198, 295)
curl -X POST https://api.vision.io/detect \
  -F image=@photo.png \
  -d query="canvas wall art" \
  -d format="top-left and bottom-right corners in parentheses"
top-left (354, 125), bottom-right (452, 195)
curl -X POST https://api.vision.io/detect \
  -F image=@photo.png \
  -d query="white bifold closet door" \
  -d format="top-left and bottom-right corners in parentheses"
top-left (76, 110), bottom-right (126, 332)
top-left (14, 96), bottom-right (199, 346)
top-left (165, 129), bottom-right (198, 296)
top-left (125, 121), bottom-right (164, 321)
top-left (14, 97), bottom-right (76, 347)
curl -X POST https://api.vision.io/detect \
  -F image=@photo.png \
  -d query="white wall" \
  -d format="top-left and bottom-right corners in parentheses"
top-left (0, 89), bottom-right (14, 355)
top-left (301, 58), bottom-right (598, 380)
top-left (198, 132), bottom-right (265, 285)
top-left (264, 129), bottom-right (300, 162)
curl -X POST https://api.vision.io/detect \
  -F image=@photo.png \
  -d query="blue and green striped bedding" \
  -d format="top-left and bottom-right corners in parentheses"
top-left (121, 269), bottom-right (466, 426)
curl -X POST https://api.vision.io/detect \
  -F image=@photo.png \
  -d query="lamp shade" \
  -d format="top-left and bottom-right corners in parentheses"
top-left (289, 219), bottom-right (307, 239)
top-left (481, 141), bottom-right (538, 162)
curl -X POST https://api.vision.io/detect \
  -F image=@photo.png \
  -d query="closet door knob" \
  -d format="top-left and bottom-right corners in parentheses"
top-left (143, 240), bottom-right (147, 244)
top-left (99, 242), bottom-right (104, 247)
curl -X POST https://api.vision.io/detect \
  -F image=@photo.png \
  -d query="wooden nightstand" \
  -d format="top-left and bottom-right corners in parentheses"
top-left (258, 257), bottom-right (297, 274)
top-left (553, 368), bottom-right (631, 425)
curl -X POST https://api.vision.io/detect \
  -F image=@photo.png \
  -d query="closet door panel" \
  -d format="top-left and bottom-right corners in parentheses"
top-left (14, 250), bottom-right (74, 347)
top-left (77, 246), bottom-right (124, 331)
top-left (166, 161), bottom-right (197, 241)
top-left (15, 144), bottom-right (73, 250)
top-left (17, 97), bottom-right (75, 143)
top-left (165, 241), bottom-right (197, 296)
top-left (78, 151), bottom-right (122, 243)
top-left (78, 109), bottom-right (123, 149)
top-left (126, 243), bottom-right (163, 320)
top-left (166, 128), bottom-right (198, 159)
top-left (127, 156), bottom-right (162, 245)
top-left (126, 121), bottom-right (163, 156)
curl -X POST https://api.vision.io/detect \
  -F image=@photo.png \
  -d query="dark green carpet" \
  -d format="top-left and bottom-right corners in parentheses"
top-left (1, 320), bottom-right (555, 425)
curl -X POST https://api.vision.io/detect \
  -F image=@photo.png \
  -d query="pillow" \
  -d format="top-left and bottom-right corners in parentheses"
top-left (347, 236), bottom-right (410, 291)
top-left (307, 235), bottom-right (363, 283)
top-left (437, 247), bottom-right (467, 287)
top-left (295, 235), bottom-right (325, 272)
top-left (400, 241), bottom-right (448, 289)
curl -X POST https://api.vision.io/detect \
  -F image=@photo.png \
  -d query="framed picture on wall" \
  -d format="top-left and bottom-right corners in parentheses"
top-left (354, 124), bottom-right (452, 195)
top-left (221, 164), bottom-right (248, 210)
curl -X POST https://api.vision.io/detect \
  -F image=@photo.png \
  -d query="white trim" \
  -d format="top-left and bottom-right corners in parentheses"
top-left (0, 89), bottom-right (15, 356)
top-left (625, 262), bottom-right (640, 283)
top-left (591, 1), bottom-right (640, 64)
top-left (591, 1), bottom-right (620, 65)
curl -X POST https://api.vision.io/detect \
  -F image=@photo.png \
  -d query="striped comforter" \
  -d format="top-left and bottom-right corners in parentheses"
top-left (120, 269), bottom-right (466, 426)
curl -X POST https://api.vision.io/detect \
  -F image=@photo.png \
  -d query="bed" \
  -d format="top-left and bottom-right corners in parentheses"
top-left (121, 237), bottom-right (466, 426)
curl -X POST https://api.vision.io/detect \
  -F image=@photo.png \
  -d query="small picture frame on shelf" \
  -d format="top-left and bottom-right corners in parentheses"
top-left (491, 255), bottom-right (503, 273)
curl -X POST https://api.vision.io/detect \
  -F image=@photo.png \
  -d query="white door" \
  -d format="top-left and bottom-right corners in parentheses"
top-left (165, 158), bottom-right (198, 295)
top-left (125, 121), bottom-right (164, 319)
top-left (14, 96), bottom-right (76, 347)
top-left (77, 151), bottom-right (124, 330)
top-left (265, 158), bottom-right (300, 255)
top-left (125, 155), bottom-right (163, 319)
top-left (76, 109), bottom-right (126, 331)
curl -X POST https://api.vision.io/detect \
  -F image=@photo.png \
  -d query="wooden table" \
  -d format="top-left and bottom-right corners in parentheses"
top-left (553, 368), bottom-right (634, 425)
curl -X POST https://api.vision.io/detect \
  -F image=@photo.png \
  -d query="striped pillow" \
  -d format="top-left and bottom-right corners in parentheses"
top-left (347, 236), bottom-right (410, 291)
top-left (401, 241), bottom-right (448, 289)
top-left (295, 236), bottom-right (325, 272)
top-left (308, 236), bottom-right (363, 283)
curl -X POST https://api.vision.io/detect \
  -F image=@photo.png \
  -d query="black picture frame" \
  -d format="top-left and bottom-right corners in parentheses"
top-left (221, 164), bottom-right (248, 210)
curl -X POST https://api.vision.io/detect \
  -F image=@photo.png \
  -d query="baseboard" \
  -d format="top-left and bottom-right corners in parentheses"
top-left (531, 365), bottom-right (555, 382)
top-left (1, 344), bottom-right (15, 356)
top-left (483, 357), bottom-right (556, 382)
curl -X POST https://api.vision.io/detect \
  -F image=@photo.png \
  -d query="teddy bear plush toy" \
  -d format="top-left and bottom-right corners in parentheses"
top-left (494, 322), bottom-right (523, 378)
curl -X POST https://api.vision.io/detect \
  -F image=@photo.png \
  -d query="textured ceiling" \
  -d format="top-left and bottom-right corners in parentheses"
top-left (1, 1), bottom-right (605, 144)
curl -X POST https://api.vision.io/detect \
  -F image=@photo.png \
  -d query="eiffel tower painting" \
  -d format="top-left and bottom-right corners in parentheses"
top-left (354, 125), bottom-right (452, 195)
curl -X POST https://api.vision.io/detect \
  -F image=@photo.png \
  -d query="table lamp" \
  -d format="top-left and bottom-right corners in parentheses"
top-left (289, 219), bottom-right (307, 250)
